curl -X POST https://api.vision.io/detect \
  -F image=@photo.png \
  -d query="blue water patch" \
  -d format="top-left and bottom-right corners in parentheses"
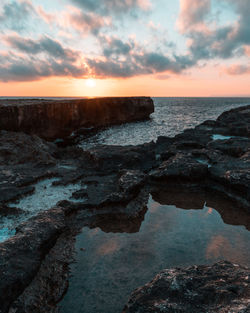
top-left (195, 158), bottom-right (212, 168)
top-left (0, 178), bottom-right (83, 243)
top-left (0, 228), bottom-right (15, 243)
top-left (212, 134), bottom-right (232, 141)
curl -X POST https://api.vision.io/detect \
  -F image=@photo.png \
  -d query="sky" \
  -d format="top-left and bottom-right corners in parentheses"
top-left (0, 0), bottom-right (249, 97)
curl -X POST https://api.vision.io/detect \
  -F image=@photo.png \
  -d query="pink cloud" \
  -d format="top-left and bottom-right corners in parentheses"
top-left (148, 21), bottom-right (160, 31)
top-left (244, 46), bottom-right (250, 56)
top-left (178, 0), bottom-right (211, 33)
top-left (36, 5), bottom-right (54, 24)
top-left (68, 10), bottom-right (112, 34)
top-left (225, 64), bottom-right (250, 75)
top-left (137, 0), bottom-right (152, 11)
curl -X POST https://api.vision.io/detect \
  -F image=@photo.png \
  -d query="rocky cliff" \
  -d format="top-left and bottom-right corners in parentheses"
top-left (0, 97), bottom-right (154, 140)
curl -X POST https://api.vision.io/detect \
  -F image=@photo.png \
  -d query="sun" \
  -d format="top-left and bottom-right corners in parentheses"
top-left (85, 78), bottom-right (96, 88)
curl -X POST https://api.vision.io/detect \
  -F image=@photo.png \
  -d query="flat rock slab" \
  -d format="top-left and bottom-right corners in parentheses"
top-left (123, 261), bottom-right (250, 313)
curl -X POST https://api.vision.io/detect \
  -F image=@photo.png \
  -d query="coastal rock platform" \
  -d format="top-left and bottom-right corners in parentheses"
top-left (0, 102), bottom-right (249, 312)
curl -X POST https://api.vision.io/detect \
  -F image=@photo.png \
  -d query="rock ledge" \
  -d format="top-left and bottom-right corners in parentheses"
top-left (123, 261), bottom-right (250, 313)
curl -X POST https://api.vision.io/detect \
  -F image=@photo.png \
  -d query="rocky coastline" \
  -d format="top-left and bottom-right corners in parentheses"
top-left (0, 97), bottom-right (154, 140)
top-left (0, 99), bottom-right (249, 312)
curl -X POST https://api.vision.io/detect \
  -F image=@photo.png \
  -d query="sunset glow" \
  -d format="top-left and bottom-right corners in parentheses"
top-left (0, 0), bottom-right (249, 96)
top-left (85, 79), bottom-right (96, 88)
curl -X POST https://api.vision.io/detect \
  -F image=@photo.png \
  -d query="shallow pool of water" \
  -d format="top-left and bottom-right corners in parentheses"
top-left (0, 178), bottom-right (82, 243)
top-left (212, 134), bottom-right (233, 140)
top-left (59, 194), bottom-right (250, 313)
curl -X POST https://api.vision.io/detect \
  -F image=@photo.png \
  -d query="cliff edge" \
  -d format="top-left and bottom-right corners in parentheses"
top-left (0, 97), bottom-right (154, 140)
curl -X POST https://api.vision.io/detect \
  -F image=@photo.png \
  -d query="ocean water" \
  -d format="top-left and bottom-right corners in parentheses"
top-left (80, 97), bottom-right (250, 148)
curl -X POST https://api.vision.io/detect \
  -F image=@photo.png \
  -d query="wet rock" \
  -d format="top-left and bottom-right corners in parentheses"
top-left (9, 232), bottom-right (75, 313)
top-left (209, 159), bottom-right (250, 205)
top-left (0, 208), bottom-right (65, 313)
top-left (123, 261), bottom-right (250, 313)
top-left (0, 97), bottom-right (154, 140)
top-left (0, 185), bottom-right (35, 203)
top-left (207, 137), bottom-right (250, 158)
top-left (71, 171), bottom-right (146, 209)
top-left (0, 204), bottom-right (24, 217)
top-left (118, 170), bottom-right (146, 193)
top-left (217, 105), bottom-right (250, 137)
top-left (0, 131), bottom-right (56, 166)
top-left (150, 153), bottom-right (208, 181)
top-left (85, 142), bottom-right (156, 172)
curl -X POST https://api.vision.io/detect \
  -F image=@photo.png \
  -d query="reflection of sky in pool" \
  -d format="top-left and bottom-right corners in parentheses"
top-left (59, 196), bottom-right (250, 313)
top-left (212, 134), bottom-right (232, 140)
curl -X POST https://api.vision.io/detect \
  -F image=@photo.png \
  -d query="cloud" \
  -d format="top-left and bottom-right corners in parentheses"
top-left (85, 36), bottom-right (194, 78)
top-left (0, 35), bottom-right (87, 82)
top-left (102, 36), bottom-right (134, 57)
top-left (70, 0), bottom-right (151, 16)
top-left (5, 35), bottom-right (80, 61)
top-left (148, 21), bottom-right (160, 31)
top-left (225, 64), bottom-right (250, 75)
top-left (0, 0), bottom-right (35, 32)
top-left (67, 10), bottom-right (112, 35)
top-left (36, 5), bottom-right (54, 24)
top-left (178, 0), bottom-right (211, 33)
top-left (178, 0), bottom-right (250, 65)
top-left (0, 58), bottom-right (87, 82)
top-left (244, 46), bottom-right (250, 56)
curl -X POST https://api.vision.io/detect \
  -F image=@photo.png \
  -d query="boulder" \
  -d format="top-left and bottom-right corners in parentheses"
top-left (150, 153), bottom-right (208, 181)
top-left (123, 261), bottom-right (250, 313)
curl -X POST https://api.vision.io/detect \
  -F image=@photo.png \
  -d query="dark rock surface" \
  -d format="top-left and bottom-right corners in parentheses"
top-left (0, 208), bottom-right (65, 313)
top-left (150, 153), bottom-right (208, 181)
top-left (0, 97), bottom-right (154, 140)
top-left (123, 261), bottom-right (250, 313)
top-left (0, 103), bottom-right (249, 312)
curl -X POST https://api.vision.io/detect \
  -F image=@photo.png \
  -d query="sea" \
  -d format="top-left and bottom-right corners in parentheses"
top-left (79, 97), bottom-right (250, 148)
top-left (1, 97), bottom-right (250, 147)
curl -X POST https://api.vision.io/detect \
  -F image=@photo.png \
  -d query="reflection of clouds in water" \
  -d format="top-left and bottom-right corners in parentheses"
top-left (207, 208), bottom-right (213, 215)
top-left (149, 200), bottom-right (161, 213)
top-left (206, 235), bottom-right (231, 259)
top-left (97, 238), bottom-right (120, 256)
top-left (204, 206), bottom-right (213, 217)
top-left (61, 198), bottom-right (250, 313)
top-left (206, 233), bottom-right (248, 265)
